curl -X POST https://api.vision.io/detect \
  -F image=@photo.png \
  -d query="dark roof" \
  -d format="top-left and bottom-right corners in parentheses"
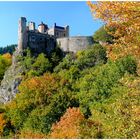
top-left (55, 26), bottom-right (65, 30)
top-left (38, 23), bottom-right (47, 26)
top-left (38, 22), bottom-right (48, 27)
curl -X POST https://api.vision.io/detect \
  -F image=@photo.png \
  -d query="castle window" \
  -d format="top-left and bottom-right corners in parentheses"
top-left (64, 33), bottom-right (65, 37)
top-left (40, 38), bottom-right (43, 41)
top-left (31, 36), bottom-right (36, 42)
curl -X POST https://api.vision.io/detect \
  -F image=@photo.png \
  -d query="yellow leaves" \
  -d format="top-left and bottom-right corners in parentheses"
top-left (6, 100), bottom-right (17, 110)
top-left (19, 73), bottom-right (60, 94)
top-left (88, 1), bottom-right (140, 66)
top-left (2, 53), bottom-right (12, 65)
top-left (132, 106), bottom-right (140, 120)
top-left (7, 73), bottom-right (69, 111)
top-left (2, 53), bottom-right (12, 60)
top-left (19, 131), bottom-right (47, 139)
top-left (0, 113), bottom-right (6, 136)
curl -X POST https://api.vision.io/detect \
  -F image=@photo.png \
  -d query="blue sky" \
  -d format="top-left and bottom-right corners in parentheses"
top-left (0, 1), bottom-right (104, 47)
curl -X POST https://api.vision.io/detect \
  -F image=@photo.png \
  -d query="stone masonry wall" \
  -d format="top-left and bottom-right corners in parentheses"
top-left (57, 36), bottom-right (94, 53)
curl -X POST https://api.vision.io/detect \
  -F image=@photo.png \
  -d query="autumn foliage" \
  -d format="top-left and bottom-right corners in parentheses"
top-left (0, 53), bottom-right (12, 82)
top-left (49, 107), bottom-right (84, 139)
top-left (1, 2), bottom-right (140, 139)
top-left (87, 2), bottom-right (140, 61)
top-left (19, 131), bottom-right (47, 139)
top-left (0, 113), bottom-right (6, 137)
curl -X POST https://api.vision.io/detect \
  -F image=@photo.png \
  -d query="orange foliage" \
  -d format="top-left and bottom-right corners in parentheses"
top-left (2, 53), bottom-right (12, 64)
top-left (2, 53), bottom-right (12, 60)
top-left (19, 73), bottom-right (63, 93)
top-left (87, 2), bottom-right (140, 61)
top-left (19, 131), bottom-right (47, 139)
top-left (49, 107), bottom-right (84, 139)
top-left (10, 73), bottom-right (69, 109)
top-left (0, 113), bottom-right (6, 136)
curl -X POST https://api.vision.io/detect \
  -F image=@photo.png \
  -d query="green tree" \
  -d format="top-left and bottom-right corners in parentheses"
top-left (31, 53), bottom-right (52, 76)
top-left (77, 55), bottom-right (137, 117)
top-left (75, 44), bottom-right (107, 70)
top-left (0, 53), bottom-right (12, 82)
top-left (93, 26), bottom-right (114, 44)
top-left (0, 44), bottom-right (17, 55)
top-left (5, 73), bottom-right (79, 135)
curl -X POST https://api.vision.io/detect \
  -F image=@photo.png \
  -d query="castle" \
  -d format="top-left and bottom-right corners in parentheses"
top-left (18, 17), bottom-right (94, 54)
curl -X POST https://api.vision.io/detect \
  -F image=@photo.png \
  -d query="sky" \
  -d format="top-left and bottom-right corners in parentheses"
top-left (0, 1), bottom-right (104, 47)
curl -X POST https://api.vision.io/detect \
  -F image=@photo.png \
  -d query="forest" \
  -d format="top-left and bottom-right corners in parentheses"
top-left (0, 44), bottom-right (17, 55)
top-left (0, 2), bottom-right (140, 138)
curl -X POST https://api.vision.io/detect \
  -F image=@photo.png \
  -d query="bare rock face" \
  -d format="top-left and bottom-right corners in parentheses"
top-left (0, 50), bottom-right (24, 104)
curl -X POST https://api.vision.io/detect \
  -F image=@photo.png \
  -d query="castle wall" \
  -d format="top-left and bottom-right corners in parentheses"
top-left (57, 36), bottom-right (94, 53)
top-left (27, 31), bottom-right (56, 55)
top-left (48, 24), bottom-right (69, 38)
top-left (48, 28), bottom-right (54, 36)
top-left (18, 17), bottom-right (93, 55)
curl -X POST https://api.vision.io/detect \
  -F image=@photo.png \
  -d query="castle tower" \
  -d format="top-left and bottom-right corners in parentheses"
top-left (18, 17), bottom-right (27, 52)
top-left (65, 25), bottom-right (69, 37)
top-left (28, 21), bottom-right (35, 31)
top-left (38, 22), bottom-right (48, 33)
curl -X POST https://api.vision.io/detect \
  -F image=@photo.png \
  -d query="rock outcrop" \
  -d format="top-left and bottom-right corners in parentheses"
top-left (0, 50), bottom-right (24, 104)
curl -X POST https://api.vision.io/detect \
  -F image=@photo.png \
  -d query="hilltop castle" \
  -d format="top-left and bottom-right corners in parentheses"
top-left (0, 17), bottom-right (94, 104)
top-left (18, 17), bottom-right (93, 54)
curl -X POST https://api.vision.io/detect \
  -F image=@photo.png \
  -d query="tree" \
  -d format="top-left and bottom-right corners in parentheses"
top-left (87, 2), bottom-right (140, 61)
top-left (0, 44), bottom-right (17, 55)
top-left (93, 26), bottom-right (114, 44)
top-left (75, 44), bottom-right (107, 70)
top-left (0, 53), bottom-right (12, 82)
top-left (0, 113), bottom-right (6, 137)
top-left (5, 73), bottom-right (79, 135)
top-left (49, 107), bottom-right (84, 139)
top-left (77, 55), bottom-right (137, 117)
top-left (31, 53), bottom-right (52, 76)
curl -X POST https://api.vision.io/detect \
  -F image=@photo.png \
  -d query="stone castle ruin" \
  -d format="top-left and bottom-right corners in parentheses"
top-left (0, 17), bottom-right (94, 104)
top-left (18, 17), bottom-right (93, 54)
top-left (18, 17), bottom-right (68, 54)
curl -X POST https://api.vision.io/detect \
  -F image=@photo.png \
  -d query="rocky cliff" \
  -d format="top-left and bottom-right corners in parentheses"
top-left (0, 50), bottom-right (24, 104)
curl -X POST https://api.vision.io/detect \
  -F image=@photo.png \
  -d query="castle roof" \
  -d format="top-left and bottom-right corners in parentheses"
top-left (38, 22), bottom-right (48, 28)
top-left (55, 25), bottom-right (65, 30)
top-left (54, 23), bottom-right (65, 30)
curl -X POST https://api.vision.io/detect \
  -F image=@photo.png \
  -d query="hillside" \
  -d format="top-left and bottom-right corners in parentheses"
top-left (0, 1), bottom-right (140, 139)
